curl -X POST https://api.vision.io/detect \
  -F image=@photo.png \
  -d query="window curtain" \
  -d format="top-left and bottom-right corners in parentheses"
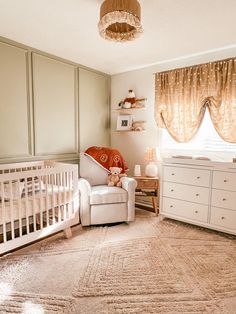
top-left (155, 58), bottom-right (236, 143)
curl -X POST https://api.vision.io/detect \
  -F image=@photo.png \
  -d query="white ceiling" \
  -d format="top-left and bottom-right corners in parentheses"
top-left (0, 0), bottom-right (235, 75)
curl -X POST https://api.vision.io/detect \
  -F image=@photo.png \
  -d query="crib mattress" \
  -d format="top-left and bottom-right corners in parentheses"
top-left (0, 185), bottom-right (74, 225)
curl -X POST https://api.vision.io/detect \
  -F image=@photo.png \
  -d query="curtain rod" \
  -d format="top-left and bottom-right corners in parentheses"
top-left (153, 56), bottom-right (236, 75)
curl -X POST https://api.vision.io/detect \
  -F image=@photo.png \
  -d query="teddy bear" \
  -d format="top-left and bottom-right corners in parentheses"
top-left (107, 167), bottom-right (127, 187)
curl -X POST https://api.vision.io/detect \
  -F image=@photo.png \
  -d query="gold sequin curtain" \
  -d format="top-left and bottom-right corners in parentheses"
top-left (154, 58), bottom-right (236, 143)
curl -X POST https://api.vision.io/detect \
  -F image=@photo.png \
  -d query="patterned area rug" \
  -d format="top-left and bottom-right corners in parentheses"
top-left (0, 209), bottom-right (236, 313)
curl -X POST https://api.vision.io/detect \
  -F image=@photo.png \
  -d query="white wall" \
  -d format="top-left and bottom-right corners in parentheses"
top-left (111, 47), bottom-right (236, 175)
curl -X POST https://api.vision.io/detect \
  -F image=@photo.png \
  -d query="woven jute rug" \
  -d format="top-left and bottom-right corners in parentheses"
top-left (0, 209), bottom-right (236, 313)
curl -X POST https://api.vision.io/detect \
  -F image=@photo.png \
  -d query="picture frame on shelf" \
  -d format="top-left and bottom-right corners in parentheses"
top-left (116, 114), bottom-right (133, 131)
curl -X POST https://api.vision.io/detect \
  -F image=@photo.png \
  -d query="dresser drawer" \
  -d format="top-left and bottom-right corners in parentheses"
top-left (162, 197), bottom-right (208, 223)
top-left (210, 207), bottom-right (236, 231)
top-left (163, 182), bottom-right (209, 205)
top-left (136, 179), bottom-right (158, 189)
top-left (163, 166), bottom-right (210, 187)
top-left (212, 171), bottom-right (236, 191)
top-left (211, 189), bottom-right (236, 210)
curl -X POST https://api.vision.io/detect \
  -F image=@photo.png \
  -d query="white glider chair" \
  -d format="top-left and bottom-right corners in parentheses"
top-left (79, 153), bottom-right (137, 226)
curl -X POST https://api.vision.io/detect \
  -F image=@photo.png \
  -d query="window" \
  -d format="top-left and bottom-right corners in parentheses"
top-left (161, 110), bottom-right (236, 153)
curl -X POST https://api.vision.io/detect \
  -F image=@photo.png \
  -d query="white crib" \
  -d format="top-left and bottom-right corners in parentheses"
top-left (0, 160), bottom-right (79, 255)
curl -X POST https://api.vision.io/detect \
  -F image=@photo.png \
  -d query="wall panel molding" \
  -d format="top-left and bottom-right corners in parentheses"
top-left (32, 53), bottom-right (79, 156)
top-left (0, 42), bottom-right (32, 159)
top-left (0, 37), bottom-right (110, 164)
top-left (79, 68), bottom-right (110, 151)
top-left (0, 36), bottom-right (109, 78)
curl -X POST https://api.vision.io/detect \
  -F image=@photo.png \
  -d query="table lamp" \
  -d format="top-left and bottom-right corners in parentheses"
top-left (144, 147), bottom-right (158, 177)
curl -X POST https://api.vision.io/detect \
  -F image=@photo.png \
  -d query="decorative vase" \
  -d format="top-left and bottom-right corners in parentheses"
top-left (123, 101), bottom-right (132, 109)
top-left (145, 161), bottom-right (158, 177)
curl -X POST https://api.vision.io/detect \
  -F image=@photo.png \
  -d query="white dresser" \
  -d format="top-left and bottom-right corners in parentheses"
top-left (161, 158), bottom-right (236, 235)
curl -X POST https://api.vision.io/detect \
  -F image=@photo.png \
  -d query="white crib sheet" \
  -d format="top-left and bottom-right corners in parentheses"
top-left (0, 185), bottom-right (73, 225)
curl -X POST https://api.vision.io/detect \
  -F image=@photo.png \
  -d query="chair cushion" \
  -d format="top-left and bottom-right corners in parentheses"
top-left (90, 185), bottom-right (128, 205)
top-left (79, 153), bottom-right (108, 186)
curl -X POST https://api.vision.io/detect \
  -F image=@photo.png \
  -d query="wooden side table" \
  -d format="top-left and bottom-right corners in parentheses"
top-left (133, 176), bottom-right (159, 215)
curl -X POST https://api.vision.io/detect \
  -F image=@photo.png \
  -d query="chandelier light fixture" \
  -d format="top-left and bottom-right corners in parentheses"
top-left (98, 0), bottom-right (143, 42)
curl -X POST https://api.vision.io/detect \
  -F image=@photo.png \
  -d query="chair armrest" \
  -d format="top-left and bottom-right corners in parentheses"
top-left (78, 178), bottom-right (92, 193)
top-left (78, 178), bottom-right (92, 226)
top-left (120, 177), bottom-right (137, 222)
top-left (120, 176), bottom-right (137, 192)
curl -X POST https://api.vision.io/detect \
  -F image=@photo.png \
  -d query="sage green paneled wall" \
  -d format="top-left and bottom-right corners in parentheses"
top-left (0, 37), bottom-right (110, 164)
top-left (33, 53), bottom-right (78, 156)
top-left (0, 42), bottom-right (31, 159)
top-left (79, 68), bottom-right (110, 151)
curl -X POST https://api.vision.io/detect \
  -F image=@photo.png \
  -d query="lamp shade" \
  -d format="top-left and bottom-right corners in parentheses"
top-left (144, 147), bottom-right (156, 162)
top-left (144, 147), bottom-right (158, 177)
top-left (98, 0), bottom-right (143, 42)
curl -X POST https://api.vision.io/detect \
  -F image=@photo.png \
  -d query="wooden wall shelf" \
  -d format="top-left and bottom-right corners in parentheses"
top-left (114, 107), bottom-right (146, 112)
top-left (114, 130), bottom-right (146, 133)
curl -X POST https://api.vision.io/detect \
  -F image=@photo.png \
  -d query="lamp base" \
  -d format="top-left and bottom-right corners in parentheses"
top-left (145, 162), bottom-right (158, 177)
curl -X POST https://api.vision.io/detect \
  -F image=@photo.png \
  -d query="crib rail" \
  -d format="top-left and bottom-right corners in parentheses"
top-left (0, 161), bottom-right (46, 173)
top-left (0, 161), bottom-right (79, 255)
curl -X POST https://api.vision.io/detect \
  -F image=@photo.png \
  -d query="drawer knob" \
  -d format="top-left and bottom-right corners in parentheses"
top-left (223, 179), bottom-right (228, 183)
top-left (170, 205), bottom-right (173, 208)
top-left (195, 210), bottom-right (198, 214)
top-left (222, 198), bottom-right (227, 201)
top-left (171, 189), bottom-right (174, 192)
top-left (171, 173), bottom-right (175, 176)
top-left (196, 176), bottom-right (200, 179)
top-left (221, 216), bottom-right (225, 220)
top-left (196, 193), bottom-right (199, 196)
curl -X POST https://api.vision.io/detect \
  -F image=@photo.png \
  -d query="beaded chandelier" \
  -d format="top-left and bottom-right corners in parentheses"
top-left (98, 0), bottom-right (143, 42)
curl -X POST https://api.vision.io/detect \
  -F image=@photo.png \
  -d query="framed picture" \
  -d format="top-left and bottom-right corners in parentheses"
top-left (116, 114), bottom-right (133, 131)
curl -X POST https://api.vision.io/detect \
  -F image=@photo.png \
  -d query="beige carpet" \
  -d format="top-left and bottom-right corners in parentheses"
top-left (0, 209), bottom-right (236, 314)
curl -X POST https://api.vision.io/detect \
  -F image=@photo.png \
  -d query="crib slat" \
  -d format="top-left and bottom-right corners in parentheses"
top-left (72, 171), bottom-right (75, 215)
top-left (66, 172), bottom-right (69, 217)
top-left (17, 179), bottom-right (22, 237)
top-left (68, 171), bottom-right (72, 217)
top-left (45, 175), bottom-right (49, 227)
top-left (51, 174), bottom-right (55, 225)
top-left (63, 172), bottom-right (67, 220)
top-left (39, 175), bottom-right (43, 230)
top-left (0, 182), bottom-right (7, 242)
top-left (54, 173), bottom-right (58, 223)
top-left (57, 173), bottom-right (61, 223)
top-left (32, 176), bottom-right (36, 232)
top-left (9, 180), bottom-right (15, 240)
top-left (25, 177), bottom-right (30, 234)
